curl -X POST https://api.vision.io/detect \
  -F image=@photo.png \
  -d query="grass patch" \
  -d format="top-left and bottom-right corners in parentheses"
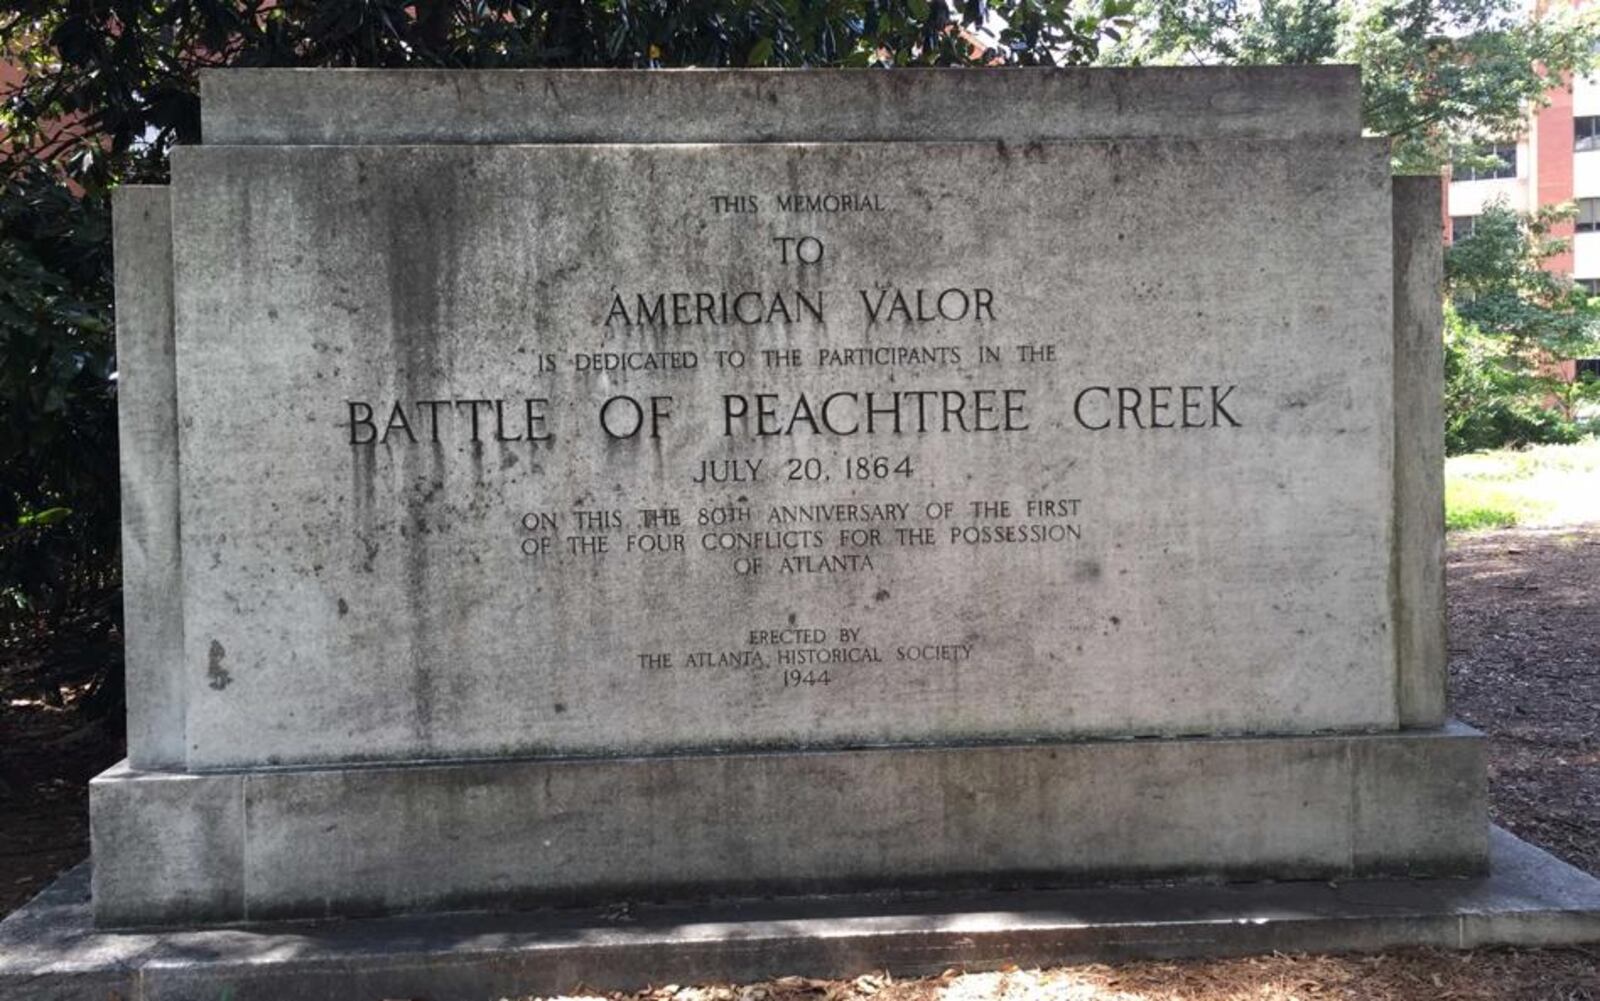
top-left (1446, 505), bottom-right (1522, 532)
top-left (1445, 438), bottom-right (1600, 531)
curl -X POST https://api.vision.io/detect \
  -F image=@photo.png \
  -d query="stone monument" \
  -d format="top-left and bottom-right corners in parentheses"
top-left (5, 66), bottom-right (1599, 1001)
top-left (95, 63), bottom-right (1482, 921)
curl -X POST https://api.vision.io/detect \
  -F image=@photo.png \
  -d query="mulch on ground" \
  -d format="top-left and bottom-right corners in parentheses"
top-left (1448, 527), bottom-right (1600, 876)
top-left (546, 951), bottom-right (1600, 1001)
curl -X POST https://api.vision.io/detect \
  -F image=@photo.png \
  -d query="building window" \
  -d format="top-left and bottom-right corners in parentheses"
top-left (1453, 143), bottom-right (1518, 181)
top-left (1579, 279), bottom-right (1600, 294)
top-left (1577, 358), bottom-right (1600, 378)
top-left (1451, 215), bottom-right (1477, 241)
top-left (1580, 200), bottom-right (1600, 233)
top-left (1578, 116), bottom-right (1600, 152)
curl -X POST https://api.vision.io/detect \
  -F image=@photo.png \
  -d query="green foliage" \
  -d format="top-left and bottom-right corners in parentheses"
top-left (1356, 0), bottom-right (1597, 173)
top-left (2, 0), bottom-right (1135, 189)
top-left (1444, 499), bottom-right (1522, 532)
top-left (1443, 313), bottom-right (1590, 453)
top-left (0, 161), bottom-right (118, 647)
top-left (0, 0), bottom-right (1134, 701)
top-left (1107, 0), bottom-right (1600, 173)
top-left (1443, 202), bottom-right (1600, 454)
top-left (1118, 0), bottom-right (1343, 65)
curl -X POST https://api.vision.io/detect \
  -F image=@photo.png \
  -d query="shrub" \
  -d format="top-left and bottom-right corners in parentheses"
top-left (0, 164), bottom-right (121, 709)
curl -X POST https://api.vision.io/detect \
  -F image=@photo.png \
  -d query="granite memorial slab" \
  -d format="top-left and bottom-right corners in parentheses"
top-left (84, 67), bottom-right (1482, 929)
top-left (168, 136), bottom-right (1396, 769)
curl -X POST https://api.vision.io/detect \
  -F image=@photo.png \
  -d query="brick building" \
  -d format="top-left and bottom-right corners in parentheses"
top-left (1446, 61), bottom-right (1600, 384)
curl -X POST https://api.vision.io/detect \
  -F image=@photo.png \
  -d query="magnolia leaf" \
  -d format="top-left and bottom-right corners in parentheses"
top-left (18, 507), bottom-right (72, 529)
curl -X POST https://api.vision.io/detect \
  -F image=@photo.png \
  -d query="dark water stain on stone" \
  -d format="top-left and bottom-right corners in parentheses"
top-left (337, 597), bottom-right (349, 617)
top-left (351, 444), bottom-right (377, 534)
top-left (206, 640), bottom-right (232, 690)
top-left (410, 663), bottom-right (435, 739)
top-left (874, 589), bottom-right (891, 602)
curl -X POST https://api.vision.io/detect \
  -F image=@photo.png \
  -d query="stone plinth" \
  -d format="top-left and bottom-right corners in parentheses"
top-left (5, 829), bottom-right (1599, 1001)
top-left (90, 68), bottom-right (1486, 944)
top-left (93, 725), bottom-right (1484, 927)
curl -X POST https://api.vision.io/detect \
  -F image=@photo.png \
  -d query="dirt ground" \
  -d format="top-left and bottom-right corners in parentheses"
top-left (1449, 527), bottom-right (1600, 876)
top-left (2, 527), bottom-right (1599, 999)
top-left (0, 660), bottom-right (120, 917)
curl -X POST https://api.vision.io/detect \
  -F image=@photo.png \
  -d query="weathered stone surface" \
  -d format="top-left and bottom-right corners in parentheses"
top-left (1391, 176), bottom-right (1449, 727)
top-left (11, 828), bottom-right (1598, 1001)
top-left (1351, 720), bottom-right (1487, 874)
top-left (113, 187), bottom-right (186, 769)
top-left (169, 136), bottom-right (1396, 770)
top-left (85, 70), bottom-right (1481, 950)
top-left (89, 764), bottom-right (244, 926)
top-left (200, 66), bottom-right (1362, 146)
top-left (90, 725), bottom-right (1484, 926)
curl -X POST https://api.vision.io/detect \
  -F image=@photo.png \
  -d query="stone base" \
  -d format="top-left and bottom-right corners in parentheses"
top-left (4, 829), bottom-right (1598, 1001)
top-left (90, 724), bottom-right (1486, 927)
